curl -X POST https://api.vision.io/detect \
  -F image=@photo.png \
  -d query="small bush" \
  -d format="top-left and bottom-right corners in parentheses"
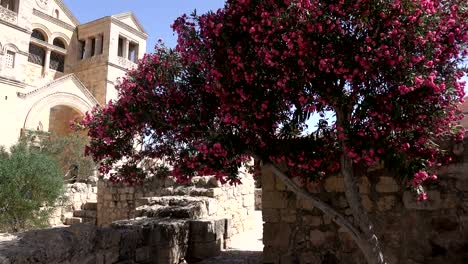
top-left (39, 133), bottom-right (96, 182)
top-left (0, 142), bottom-right (64, 233)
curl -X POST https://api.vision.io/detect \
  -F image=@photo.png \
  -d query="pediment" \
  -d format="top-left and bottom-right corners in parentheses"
top-left (18, 74), bottom-right (99, 107)
top-left (112, 12), bottom-right (147, 34)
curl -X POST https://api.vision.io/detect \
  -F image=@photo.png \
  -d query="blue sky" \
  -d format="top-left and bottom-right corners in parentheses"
top-left (63, 0), bottom-right (225, 51)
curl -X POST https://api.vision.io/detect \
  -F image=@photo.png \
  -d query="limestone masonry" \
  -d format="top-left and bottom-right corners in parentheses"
top-left (262, 138), bottom-right (468, 264)
top-left (0, 0), bottom-right (147, 148)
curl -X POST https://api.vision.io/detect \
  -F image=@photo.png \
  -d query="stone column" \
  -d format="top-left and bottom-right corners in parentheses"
top-left (123, 38), bottom-right (129, 60)
top-left (95, 35), bottom-right (103, 55)
top-left (84, 38), bottom-right (91, 58)
top-left (43, 48), bottom-right (51, 76)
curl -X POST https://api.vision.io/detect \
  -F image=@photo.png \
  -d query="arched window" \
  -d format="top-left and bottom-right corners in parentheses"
top-left (31, 29), bottom-right (46, 42)
top-left (28, 29), bottom-right (47, 66)
top-left (54, 9), bottom-right (59, 19)
top-left (52, 38), bottom-right (66, 49)
top-left (28, 44), bottom-right (45, 66)
top-left (50, 51), bottom-right (64, 72)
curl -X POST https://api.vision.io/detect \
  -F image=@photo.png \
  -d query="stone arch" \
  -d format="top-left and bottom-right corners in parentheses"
top-left (50, 32), bottom-right (70, 47)
top-left (31, 23), bottom-right (52, 42)
top-left (23, 92), bottom-right (93, 131)
top-left (2, 43), bottom-right (20, 54)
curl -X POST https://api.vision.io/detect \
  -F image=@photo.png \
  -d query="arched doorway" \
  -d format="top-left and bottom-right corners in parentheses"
top-left (48, 105), bottom-right (83, 136)
top-left (23, 92), bottom-right (94, 133)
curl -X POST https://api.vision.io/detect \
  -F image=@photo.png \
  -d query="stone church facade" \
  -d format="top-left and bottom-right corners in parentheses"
top-left (0, 0), bottom-right (147, 148)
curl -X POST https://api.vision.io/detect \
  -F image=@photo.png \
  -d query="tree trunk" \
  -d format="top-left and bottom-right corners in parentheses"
top-left (340, 155), bottom-right (387, 264)
top-left (268, 162), bottom-right (388, 264)
top-left (336, 107), bottom-right (388, 264)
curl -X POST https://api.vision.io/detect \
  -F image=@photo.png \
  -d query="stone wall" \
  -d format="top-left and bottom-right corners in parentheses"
top-left (97, 171), bottom-right (256, 235)
top-left (48, 182), bottom-right (97, 226)
top-left (262, 140), bottom-right (468, 264)
top-left (0, 217), bottom-right (230, 264)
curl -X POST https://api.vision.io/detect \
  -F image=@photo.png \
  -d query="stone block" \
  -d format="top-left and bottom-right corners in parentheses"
top-left (243, 196), bottom-right (255, 207)
top-left (263, 209), bottom-right (280, 223)
top-left (262, 191), bottom-right (289, 209)
top-left (205, 199), bottom-right (218, 216)
top-left (135, 246), bottom-right (150, 263)
top-left (309, 229), bottom-right (333, 246)
top-left (276, 179), bottom-right (287, 191)
top-left (376, 177), bottom-right (399, 193)
top-left (281, 209), bottom-right (297, 223)
top-left (300, 251), bottom-right (321, 264)
top-left (302, 215), bottom-right (322, 226)
top-left (377, 195), bottom-right (397, 211)
top-left (403, 191), bottom-right (441, 210)
top-left (187, 239), bottom-right (223, 261)
top-left (263, 223), bottom-right (291, 249)
top-left (152, 244), bottom-right (187, 264)
top-left (324, 176), bottom-right (345, 192)
top-left (262, 167), bottom-right (276, 191)
top-left (205, 188), bottom-right (223, 198)
top-left (296, 197), bottom-right (314, 211)
top-left (97, 228), bottom-right (121, 249)
top-left (263, 246), bottom-right (280, 263)
top-left (455, 180), bottom-right (468, 191)
top-left (189, 219), bottom-right (225, 243)
top-left (358, 177), bottom-right (370, 194)
top-left (65, 217), bottom-right (82, 225)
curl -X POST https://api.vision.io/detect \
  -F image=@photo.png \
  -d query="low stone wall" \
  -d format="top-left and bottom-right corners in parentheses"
top-left (97, 172), bottom-right (256, 235)
top-left (0, 217), bottom-right (230, 264)
top-left (262, 141), bottom-right (468, 264)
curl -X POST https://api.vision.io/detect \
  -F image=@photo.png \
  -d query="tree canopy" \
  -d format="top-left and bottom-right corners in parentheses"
top-left (83, 0), bottom-right (467, 200)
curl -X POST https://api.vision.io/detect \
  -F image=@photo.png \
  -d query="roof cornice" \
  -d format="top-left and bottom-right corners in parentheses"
top-left (32, 9), bottom-right (75, 31)
top-left (111, 17), bottom-right (148, 40)
top-left (53, 0), bottom-right (80, 25)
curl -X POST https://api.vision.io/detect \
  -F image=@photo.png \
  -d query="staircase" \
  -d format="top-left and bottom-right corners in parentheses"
top-left (65, 201), bottom-right (97, 225)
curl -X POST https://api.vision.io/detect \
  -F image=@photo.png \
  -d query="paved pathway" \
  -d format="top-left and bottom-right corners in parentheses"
top-left (195, 211), bottom-right (263, 264)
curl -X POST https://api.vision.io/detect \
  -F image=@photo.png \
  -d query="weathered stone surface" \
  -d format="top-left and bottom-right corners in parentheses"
top-left (377, 196), bottom-right (397, 211)
top-left (189, 219), bottom-right (225, 243)
top-left (376, 177), bottom-right (399, 193)
top-left (324, 176), bottom-right (345, 192)
top-left (403, 191), bottom-right (441, 210)
top-left (254, 188), bottom-right (262, 210)
top-left (262, 143), bottom-right (468, 264)
top-left (263, 209), bottom-right (280, 223)
top-left (187, 239), bottom-right (223, 262)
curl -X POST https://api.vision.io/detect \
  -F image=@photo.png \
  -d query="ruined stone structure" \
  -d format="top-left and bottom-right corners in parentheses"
top-left (0, 0), bottom-right (147, 149)
top-left (262, 138), bottom-right (468, 264)
top-left (0, 217), bottom-right (232, 264)
top-left (97, 173), bottom-right (257, 236)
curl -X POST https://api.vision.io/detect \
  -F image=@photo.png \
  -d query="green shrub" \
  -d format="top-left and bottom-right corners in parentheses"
top-left (39, 133), bottom-right (96, 182)
top-left (0, 142), bottom-right (64, 233)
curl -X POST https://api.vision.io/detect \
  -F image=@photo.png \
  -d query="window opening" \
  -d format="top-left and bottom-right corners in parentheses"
top-left (5, 50), bottom-right (15, 68)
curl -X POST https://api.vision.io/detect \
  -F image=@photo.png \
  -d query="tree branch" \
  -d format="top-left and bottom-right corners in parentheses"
top-left (264, 162), bottom-right (362, 242)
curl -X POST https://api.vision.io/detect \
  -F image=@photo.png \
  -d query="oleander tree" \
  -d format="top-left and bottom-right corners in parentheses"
top-left (82, 0), bottom-right (467, 263)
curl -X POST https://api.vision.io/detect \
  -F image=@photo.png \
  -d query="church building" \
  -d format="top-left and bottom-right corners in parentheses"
top-left (0, 0), bottom-right (147, 148)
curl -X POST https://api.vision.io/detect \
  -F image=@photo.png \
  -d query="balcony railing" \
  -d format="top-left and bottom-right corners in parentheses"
top-left (0, 5), bottom-right (17, 24)
top-left (117, 56), bottom-right (137, 69)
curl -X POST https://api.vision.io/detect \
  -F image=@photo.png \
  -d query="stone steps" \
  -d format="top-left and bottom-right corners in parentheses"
top-left (66, 201), bottom-right (98, 226)
top-left (64, 216), bottom-right (96, 225)
top-left (73, 209), bottom-right (97, 218)
top-left (83, 201), bottom-right (97, 210)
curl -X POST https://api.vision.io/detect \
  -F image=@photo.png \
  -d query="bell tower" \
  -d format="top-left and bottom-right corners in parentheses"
top-left (68, 12), bottom-right (147, 104)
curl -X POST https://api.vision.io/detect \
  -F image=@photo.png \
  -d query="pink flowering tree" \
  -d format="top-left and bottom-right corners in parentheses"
top-left (82, 0), bottom-right (467, 263)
